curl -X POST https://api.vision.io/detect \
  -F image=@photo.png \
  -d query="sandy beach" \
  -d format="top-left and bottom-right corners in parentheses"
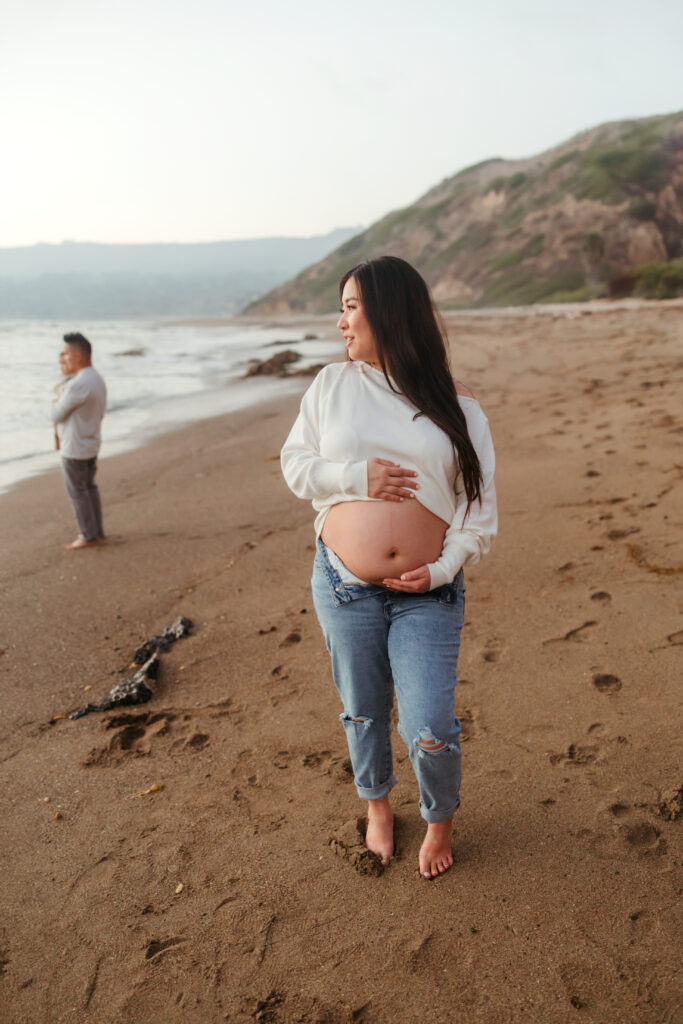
top-left (1, 302), bottom-right (681, 1024)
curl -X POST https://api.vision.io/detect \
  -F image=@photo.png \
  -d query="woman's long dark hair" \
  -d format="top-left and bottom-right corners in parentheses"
top-left (340, 255), bottom-right (482, 511)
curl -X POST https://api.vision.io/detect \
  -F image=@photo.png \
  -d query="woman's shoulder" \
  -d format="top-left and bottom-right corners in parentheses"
top-left (301, 361), bottom-right (352, 406)
top-left (454, 380), bottom-right (487, 414)
top-left (312, 360), bottom-right (358, 387)
top-left (454, 379), bottom-right (476, 399)
top-left (455, 383), bottom-right (491, 432)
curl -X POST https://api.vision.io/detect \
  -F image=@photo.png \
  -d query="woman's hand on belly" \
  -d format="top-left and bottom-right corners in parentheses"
top-left (367, 458), bottom-right (419, 502)
top-left (382, 564), bottom-right (431, 593)
top-left (322, 499), bottom-right (446, 585)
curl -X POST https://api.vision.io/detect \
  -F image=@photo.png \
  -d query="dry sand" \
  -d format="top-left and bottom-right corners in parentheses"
top-left (1, 302), bottom-right (681, 1024)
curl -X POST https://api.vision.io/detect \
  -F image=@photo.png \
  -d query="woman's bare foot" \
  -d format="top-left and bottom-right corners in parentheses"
top-left (419, 817), bottom-right (454, 879)
top-left (366, 797), bottom-right (394, 865)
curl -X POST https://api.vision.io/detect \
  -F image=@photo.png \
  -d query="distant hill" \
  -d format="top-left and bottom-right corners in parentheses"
top-left (246, 112), bottom-right (683, 314)
top-left (0, 229), bottom-right (360, 318)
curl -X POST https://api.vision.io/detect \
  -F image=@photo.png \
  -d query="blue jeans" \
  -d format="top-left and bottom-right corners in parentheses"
top-left (311, 538), bottom-right (465, 824)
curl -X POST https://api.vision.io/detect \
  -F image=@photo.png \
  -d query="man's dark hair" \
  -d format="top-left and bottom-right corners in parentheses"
top-left (63, 332), bottom-right (92, 358)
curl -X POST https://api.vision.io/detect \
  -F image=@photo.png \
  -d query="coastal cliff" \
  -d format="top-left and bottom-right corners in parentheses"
top-left (246, 111), bottom-right (683, 313)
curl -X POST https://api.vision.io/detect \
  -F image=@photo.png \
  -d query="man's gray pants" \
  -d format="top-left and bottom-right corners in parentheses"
top-left (61, 456), bottom-right (103, 543)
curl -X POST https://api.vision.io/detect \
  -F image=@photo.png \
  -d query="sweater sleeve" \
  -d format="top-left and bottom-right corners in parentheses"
top-left (51, 375), bottom-right (87, 425)
top-left (280, 370), bottom-right (369, 500)
top-left (426, 411), bottom-right (497, 589)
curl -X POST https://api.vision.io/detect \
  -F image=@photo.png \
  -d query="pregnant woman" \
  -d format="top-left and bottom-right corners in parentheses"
top-left (281, 256), bottom-right (497, 879)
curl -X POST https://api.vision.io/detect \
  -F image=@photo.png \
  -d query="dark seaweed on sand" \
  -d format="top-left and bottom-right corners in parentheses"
top-left (68, 616), bottom-right (193, 720)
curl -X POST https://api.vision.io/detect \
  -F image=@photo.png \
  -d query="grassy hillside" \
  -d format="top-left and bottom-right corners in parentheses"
top-left (246, 112), bottom-right (683, 313)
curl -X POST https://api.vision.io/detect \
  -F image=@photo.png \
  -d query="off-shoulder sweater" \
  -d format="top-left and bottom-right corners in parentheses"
top-left (280, 360), bottom-right (497, 589)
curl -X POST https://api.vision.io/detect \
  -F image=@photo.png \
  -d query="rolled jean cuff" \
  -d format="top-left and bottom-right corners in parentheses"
top-left (419, 798), bottom-right (461, 824)
top-left (355, 773), bottom-right (397, 801)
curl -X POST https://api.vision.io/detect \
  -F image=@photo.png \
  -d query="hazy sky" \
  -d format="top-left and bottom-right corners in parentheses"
top-left (2, 0), bottom-right (682, 246)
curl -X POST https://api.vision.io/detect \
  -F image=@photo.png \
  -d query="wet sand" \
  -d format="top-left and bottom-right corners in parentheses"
top-left (1, 302), bottom-right (681, 1023)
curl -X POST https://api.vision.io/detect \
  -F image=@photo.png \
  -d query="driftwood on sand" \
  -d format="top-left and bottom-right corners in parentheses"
top-left (68, 616), bottom-right (193, 720)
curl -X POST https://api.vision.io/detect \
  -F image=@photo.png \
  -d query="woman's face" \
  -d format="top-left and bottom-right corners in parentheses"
top-left (337, 277), bottom-right (380, 367)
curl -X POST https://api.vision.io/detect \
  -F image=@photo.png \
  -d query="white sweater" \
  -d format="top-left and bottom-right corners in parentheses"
top-left (51, 366), bottom-right (107, 459)
top-left (281, 361), bottom-right (497, 589)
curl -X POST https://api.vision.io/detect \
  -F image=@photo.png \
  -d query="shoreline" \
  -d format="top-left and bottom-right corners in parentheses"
top-left (0, 372), bottom-right (310, 499)
top-left (2, 305), bottom-right (681, 1023)
top-left (0, 314), bottom-right (342, 498)
top-left (6, 296), bottom-right (680, 499)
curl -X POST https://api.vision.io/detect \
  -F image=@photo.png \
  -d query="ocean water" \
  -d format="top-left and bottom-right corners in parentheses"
top-left (0, 318), bottom-right (342, 494)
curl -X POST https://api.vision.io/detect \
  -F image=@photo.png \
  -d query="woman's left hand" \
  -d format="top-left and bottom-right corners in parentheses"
top-left (382, 565), bottom-right (431, 593)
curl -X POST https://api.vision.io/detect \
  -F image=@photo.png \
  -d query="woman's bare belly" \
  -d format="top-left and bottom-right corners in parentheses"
top-left (321, 500), bottom-right (448, 584)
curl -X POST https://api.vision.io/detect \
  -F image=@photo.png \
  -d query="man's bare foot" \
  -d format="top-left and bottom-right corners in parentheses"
top-left (65, 536), bottom-right (98, 550)
top-left (366, 797), bottom-right (394, 865)
top-left (419, 817), bottom-right (454, 879)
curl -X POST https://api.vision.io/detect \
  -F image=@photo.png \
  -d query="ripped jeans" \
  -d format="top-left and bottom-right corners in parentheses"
top-left (311, 538), bottom-right (465, 824)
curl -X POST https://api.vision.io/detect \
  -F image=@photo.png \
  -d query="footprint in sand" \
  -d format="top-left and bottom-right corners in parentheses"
top-left (268, 689), bottom-right (300, 709)
top-left (542, 620), bottom-right (598, 645)
top-left (144, 937), bottom-right (186, 962)
top-left (280, 631), bottom-right (301, 647)
top-left (590, 590), bottom-right (611, 603)
top-left (459, 707), bottom-right (484, 741)
top-left (389, 928), bottom-right (435, 967)
top-left (301, 750), bottom-right (331, 768)
top-left (183, 732), bottom-right (209, 752)
top-left (335, 757), bottom-right (354, 783)
top-left (549, 743), bottom-right (602, 767)
top-left (558, 959), bottom-right (665, 1017)
top-left (627, 909), bottom-right (659, 937)
top-left (304, 750), bottom-right (354, 782)
top-left (622, 821), bottom-right (663, 851)
top-left (592, 673), bottom-right (622, 694)
top-left (606, 527), bottom-right (641, 540)
top-left (83, 711), bottom-right (175, 765)
top-left (208, 697), bottom-right (239, 721)
top-left (69, 853), bottom-right (118, 894)
top-left (272, 751), bottom-right (293, 770)
top-left (267, 665), bottom-right (301, 708)
top-left (605, 802), bottom-right (668, 858)
top-left (84, 711), bottom-right (210, 765)
top-left (328, 817), bottom-right (386, 876)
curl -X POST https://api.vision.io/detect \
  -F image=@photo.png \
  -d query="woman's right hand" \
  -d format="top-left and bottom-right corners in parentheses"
top-left (367, 458), bottom-right (419, 501)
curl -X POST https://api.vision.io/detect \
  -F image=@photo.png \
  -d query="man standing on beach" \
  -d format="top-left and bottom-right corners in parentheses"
top-left (51, 332), bottom-right (107, 550)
